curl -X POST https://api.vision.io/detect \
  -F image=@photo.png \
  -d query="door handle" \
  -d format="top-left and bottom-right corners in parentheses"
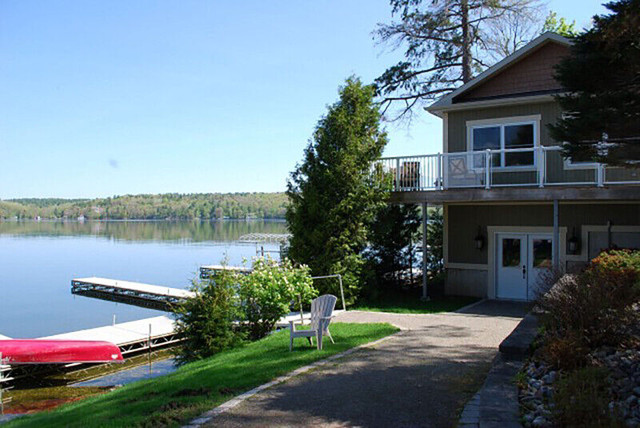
top-left (522, 265), bottom-right (526, 279)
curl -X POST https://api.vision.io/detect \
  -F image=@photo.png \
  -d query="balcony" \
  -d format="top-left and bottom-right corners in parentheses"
top-left (377, 146), bottom-right (640, 193)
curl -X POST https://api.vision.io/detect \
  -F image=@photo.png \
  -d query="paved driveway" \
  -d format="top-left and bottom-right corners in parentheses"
top-left (204, 301), bottom-right (528, 428)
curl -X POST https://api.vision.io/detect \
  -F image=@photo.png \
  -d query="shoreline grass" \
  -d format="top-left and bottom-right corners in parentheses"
top-left (5, 322), bottom-right (398, 428)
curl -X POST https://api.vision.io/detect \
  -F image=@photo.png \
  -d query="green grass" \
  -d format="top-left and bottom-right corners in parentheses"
top-left (354, 290), bottom-right (479, 314)
top-left (6, 323), bottom-right (398, 428)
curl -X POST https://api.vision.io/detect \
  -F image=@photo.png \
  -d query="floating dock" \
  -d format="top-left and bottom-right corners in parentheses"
top-left (71, 277), bottom-right (195, 311)
top-left (0, 316), bottom-right (181, 387)
top-left (40, 315), bottom-right (180, 356)
top-left (199, 264), bottom-right (252, 279)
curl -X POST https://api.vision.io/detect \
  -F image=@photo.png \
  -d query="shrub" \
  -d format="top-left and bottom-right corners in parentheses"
top-left (587, 249), bottom-right (640, 292)
top-left (539, 249), bottom-right (640, 368)
top-left (239, 257), bottom-right (317, 340)
top-left (542, 331), bottom-right (590, 370)
top-left (173, 269), bottom-right (244, 364)
top-left (554, 366), bottom-right (620, 427)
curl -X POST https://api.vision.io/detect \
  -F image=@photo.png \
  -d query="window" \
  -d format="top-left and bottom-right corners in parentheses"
top-left (467, 116), bottom-right (539, 169)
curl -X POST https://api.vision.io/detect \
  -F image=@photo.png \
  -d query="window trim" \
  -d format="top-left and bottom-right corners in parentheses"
top-left (466, 115), bottom-right (541, 171)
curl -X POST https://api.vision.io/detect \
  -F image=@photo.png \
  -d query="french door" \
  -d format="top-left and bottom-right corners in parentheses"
top-left (496, 233), bottom-right (554, 300)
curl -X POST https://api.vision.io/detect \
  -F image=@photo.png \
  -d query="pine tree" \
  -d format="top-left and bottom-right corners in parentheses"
top-left (549, 0), bottom-right (640, 165)
top-left (375, 0), bottom-right (543, 119)
top-left (286, 77), bottom-right (389, 304)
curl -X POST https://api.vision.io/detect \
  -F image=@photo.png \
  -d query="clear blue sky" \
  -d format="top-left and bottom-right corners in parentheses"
top-left (0, 0), bottom-right (608, 199)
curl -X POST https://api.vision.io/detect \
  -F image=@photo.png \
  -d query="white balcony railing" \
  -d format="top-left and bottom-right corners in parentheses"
top-left (377, 146), bottom-right (640, 192)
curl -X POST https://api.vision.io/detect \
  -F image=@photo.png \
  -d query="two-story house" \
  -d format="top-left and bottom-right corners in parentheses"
top-left (381, 32), bottom-right (640, 301)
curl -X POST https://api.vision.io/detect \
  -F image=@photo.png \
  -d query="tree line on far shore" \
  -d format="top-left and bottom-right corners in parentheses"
top-left (0, 192), bottom-right (288, 220)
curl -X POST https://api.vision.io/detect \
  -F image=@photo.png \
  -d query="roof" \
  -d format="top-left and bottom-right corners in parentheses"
top-left (426, 32), bottom-right (572, 117)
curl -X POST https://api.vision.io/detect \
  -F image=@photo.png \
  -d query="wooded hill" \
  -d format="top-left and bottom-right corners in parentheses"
top-left (0, 193), bottom-right (288, 220)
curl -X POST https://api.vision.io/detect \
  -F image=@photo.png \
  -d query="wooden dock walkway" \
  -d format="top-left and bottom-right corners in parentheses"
top-left (71, 277), bottom-right (195, 311)
top-left (40, 315), bottom-right (180, 356)
top-left (0, 316), bottom-right (181, 387)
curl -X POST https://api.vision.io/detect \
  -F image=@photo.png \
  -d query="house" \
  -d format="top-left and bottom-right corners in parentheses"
top-left (381, 32), bottom-right (640, 301)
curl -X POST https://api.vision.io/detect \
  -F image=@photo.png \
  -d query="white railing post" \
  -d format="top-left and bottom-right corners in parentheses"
top-left (485, 149), bottom-right (491, 189)
top-left (395, 158), bottom-right (400, 191)
top-left (597, 164), bottom-right (604, 187)
top-left (442, 153), bottom-right (449, 189)
top-left (538, 146), bottom-right (545, 188)
top-left (437, 153), bottom-right (442, 190)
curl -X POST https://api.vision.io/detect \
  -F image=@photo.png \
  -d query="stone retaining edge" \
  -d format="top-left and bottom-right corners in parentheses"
top-left (458, 311), bottom-right (540, 428)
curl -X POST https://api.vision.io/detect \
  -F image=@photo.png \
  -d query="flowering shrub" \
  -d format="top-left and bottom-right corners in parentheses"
top-left (239, 257), bottom-right (317, 340)
top-left (587, 249), bottom-right (640, 291)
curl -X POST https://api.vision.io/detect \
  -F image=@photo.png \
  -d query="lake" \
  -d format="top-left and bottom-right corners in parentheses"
top-left (0, 220), bottom-right (287, 338)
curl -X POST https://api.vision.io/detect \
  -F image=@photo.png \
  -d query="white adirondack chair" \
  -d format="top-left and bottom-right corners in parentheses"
top-left (289, 294), bottom-right (337, 351)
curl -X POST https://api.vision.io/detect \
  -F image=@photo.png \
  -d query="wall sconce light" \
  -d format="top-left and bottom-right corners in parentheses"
top-left (568, 227), bottom-right (580, 254)
top-left (474, 226), bottom-right (485, 250)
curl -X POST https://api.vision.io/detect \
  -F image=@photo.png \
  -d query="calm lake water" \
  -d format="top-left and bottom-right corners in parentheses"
top-left (0, 220), bottom-right (286, 338)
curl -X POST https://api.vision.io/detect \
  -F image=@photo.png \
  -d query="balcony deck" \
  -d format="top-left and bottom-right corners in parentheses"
top-left (378, 146), bottom-right (640, 203)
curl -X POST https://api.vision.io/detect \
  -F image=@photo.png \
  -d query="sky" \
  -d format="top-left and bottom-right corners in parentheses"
top-left (0, 0), bottom-right (609, 199)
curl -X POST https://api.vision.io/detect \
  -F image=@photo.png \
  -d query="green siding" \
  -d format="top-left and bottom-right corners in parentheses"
top-left (447, 203), bottom-right (640, 264)
top-left (445, 101), bottom-right (615, 184)
top-left (447, 101), bottom-right (562, 152)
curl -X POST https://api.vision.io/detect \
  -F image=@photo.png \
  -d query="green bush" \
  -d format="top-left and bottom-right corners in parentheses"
top-left (539, 249), bottom-right (640, 369)
top-left (173, 269), bottom-right (245, 364)
top-left (239, 257), bottom-right (317, 340)
top-left (554, 367), bottom-right (620, 427)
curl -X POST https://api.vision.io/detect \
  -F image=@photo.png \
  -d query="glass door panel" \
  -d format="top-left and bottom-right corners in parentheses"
top-left (496, 234), bottom-right (527, 300)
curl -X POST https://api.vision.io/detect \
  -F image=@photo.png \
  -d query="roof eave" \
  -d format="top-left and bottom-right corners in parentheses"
top-left (424, 32), bottom-right (572, 117)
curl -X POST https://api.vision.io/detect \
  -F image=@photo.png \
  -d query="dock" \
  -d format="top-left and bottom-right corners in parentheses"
top-left (0, 316), bottom-right (181, 387)
top-left (40, 315), bottom-right (180, 356)
top-left (199, 264), bottom-right (252, 280)
top-left (71, 277), bottom-right (195, 311)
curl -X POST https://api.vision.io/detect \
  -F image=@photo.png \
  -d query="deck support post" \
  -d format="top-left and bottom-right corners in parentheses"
top-left (553, 199), bottom-right (560, 271)
top-left (422, 202), bottom-right (430, 301)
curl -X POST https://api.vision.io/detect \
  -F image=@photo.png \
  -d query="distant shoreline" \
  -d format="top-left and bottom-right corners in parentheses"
top-left (0, 192), bottom-right (289, 221)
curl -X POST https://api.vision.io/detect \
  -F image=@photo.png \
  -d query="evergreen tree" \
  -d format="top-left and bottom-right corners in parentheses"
top-left (426, 207), bottom-right (444, 283)
top-left (286, 77), bottom-right (389, 304)
top-left (366, 204), bottom-right (421, 289)
top-left (549, 0), bottom-right (640, 165)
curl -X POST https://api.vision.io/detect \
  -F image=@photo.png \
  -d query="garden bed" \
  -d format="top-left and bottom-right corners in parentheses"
top-left (518, 249), bottom-right (640, 427)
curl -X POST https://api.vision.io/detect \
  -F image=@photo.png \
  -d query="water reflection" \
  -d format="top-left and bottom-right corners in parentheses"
top-left (0, 220), bottom-right (287, 243)
top-left (0, 220), bottom-right (287, 338)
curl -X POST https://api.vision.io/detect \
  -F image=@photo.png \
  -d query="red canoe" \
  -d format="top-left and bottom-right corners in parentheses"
top-left (0, 340), bottom-right (124, 364)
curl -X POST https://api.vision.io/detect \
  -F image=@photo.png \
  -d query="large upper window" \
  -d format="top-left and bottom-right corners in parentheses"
top-left (468, 117), bottom-right (538, 168)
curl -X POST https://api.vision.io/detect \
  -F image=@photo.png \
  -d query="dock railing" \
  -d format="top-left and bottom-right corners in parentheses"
top-left (376, 146), bottom-right (640, 191)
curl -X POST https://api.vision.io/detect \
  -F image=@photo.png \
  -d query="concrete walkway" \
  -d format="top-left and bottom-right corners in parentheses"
top-left (203, 301), bottom-right (528, 428)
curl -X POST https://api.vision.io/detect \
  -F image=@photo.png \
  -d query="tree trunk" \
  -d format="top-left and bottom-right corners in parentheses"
top-left (461, 0), bottom-right (472, 83)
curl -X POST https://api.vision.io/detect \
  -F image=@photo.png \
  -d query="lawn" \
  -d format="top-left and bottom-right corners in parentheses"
top-left (6, 323), bottom-right (398, 428)
top-left (354, 290), bottom-right (479, 314)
